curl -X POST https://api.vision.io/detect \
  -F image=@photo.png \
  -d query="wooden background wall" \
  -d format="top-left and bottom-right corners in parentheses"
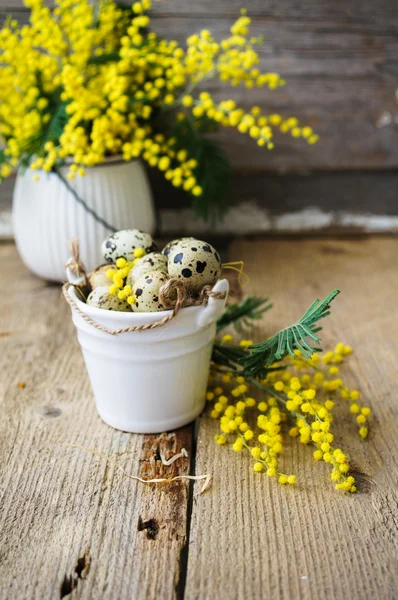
top-left (0, 0), bottom-right (397, 233)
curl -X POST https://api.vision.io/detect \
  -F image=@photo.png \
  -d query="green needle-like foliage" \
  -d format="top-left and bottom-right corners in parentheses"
top-left (19, 100), bottom-right (69, 171)
top-left (241, 289), bottom-right (340, 379)
top-left (216, 295), bottom-right (272, 333)
top-left (171, 115), bottom-right (231, 222)
top-left (211, 343), bottom-right (247, 371)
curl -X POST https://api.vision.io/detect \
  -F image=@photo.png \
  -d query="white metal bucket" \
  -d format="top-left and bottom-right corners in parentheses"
top-left (67, 280), bottom-right (228, 433)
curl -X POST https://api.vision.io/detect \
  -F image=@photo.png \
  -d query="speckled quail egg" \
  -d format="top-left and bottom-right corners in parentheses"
top-left (102, 229), bottom-right (157, 263)
top-left (89, 264), bottom-right (115, 289)
top-left (161, 237), bottom-right (197, 258)
top-left (86, 286), bottom-right (131, 312)
top-left (167, 239), bottom-right (222, 292)
top-left (131, 271), bottom-right (170, 312)
top-left (126, 252), bottom-right (168, 287)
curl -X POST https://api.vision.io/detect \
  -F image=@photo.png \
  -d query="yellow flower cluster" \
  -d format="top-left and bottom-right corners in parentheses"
top-left (0, 0), bottom-right (317, 195)
top-left (183, 94), bottom-right (318, 149)
top-left (209, 340), bottom-right (370, 492)
top-left (105, 252), bottom-right (145, 304)
top-left (291, 343), bottom-right (371, 438)
top-left (0, 0), bottom-right (129, 177)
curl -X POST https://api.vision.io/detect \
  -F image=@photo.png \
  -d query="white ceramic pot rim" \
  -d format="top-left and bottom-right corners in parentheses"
top-left (61, 155), bottom-right (138, 168)
top-left (21, 156), bottom-right (139, 178)
top-left (24, 155), bottom-right (138, 171)
top-left (69, 285), bottom-right (211, 324)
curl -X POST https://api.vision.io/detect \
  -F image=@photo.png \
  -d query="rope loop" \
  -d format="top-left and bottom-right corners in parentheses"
top-left (62, 279), bottom-right (226, 336)
top-left (65, 237), bottom-right (89, 287)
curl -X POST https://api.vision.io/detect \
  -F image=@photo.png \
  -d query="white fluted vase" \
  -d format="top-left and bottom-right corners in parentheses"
top-left (12, 158), bottom-right (156, 281)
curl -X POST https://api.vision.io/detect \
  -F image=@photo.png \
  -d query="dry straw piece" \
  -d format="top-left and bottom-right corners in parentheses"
top-left (221, 261), bottom-right (249, 287)
top-left (160, 448), bottom-right (189, 466)
top-left (63, 443), bottom-right (212, 495)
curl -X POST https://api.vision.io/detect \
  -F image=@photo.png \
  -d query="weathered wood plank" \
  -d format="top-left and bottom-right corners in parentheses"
top-left (3, 170), bottom-right (398, 215)
top-left (1, 0), bottom-right (397, 24)
top-left (2, 170), bottom-right (398, 239)
top-left (0, 243), bottom-right (193, 600)
top-left (152, 0), bottom-right (398, 26)
top-left (151, 16), bottom-right (398, 170)
top-left (2, 237), bottom-right (398, 598)
top-left (150, 167), bottom-right (398, 213)
top-left (185, 237), bottom-right (398, 600)
top-left (0, 1), bottom-right (397, 170)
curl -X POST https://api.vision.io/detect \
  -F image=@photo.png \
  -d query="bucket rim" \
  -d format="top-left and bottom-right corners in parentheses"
top-left (68, 284), bottom-right (202, 323)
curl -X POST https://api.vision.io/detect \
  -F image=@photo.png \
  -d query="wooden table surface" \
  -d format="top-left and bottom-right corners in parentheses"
top-left (1, 237), bottom-right (398, 600)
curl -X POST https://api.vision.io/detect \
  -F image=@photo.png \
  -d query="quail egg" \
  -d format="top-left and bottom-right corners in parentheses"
top-left (161, 237), bottom-right (197, 258)
top-left (126, 252), bottom-right (168, 287)
top-left (131, 271), bottom-right (170, 312)
top-left (86, 286), bottom-right (131, 312)
top-left (89, 264), bottom-right (115, 289)
top-left (102, 229), bottom-right (157, 263)
top-left (167, 239), bottom-right (222, 292)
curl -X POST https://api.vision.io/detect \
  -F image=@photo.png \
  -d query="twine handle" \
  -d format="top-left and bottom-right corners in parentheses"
top-left (63, 279), bottom-right (227, 336)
